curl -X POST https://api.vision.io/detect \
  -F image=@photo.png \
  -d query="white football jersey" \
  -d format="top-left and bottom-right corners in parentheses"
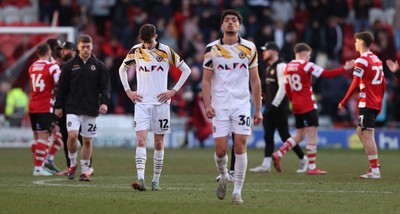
top-left (122, 42), bottom-right (184, 104)
top-left (203, 37), bottom-right (258, 109)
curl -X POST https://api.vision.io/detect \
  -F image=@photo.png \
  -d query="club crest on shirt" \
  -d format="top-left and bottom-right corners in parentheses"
top-left (239, 51), bottom-right (246, 59)
top-left (90, 65), bottom-right (96, 71)
top-left (270, 69), bottom-right (275, 75)
top-left (156, 56), bottom-right (163, 62)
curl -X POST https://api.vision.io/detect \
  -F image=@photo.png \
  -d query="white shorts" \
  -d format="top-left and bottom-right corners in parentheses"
top-left (213, 107), bottom-right (252, 138)
top-left (134, 104), bottom-right (171, 134)
top-left (66, 114), bottom-right (97, 138)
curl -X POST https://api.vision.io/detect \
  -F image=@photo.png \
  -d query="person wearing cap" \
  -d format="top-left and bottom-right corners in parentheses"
top-left (61, 41), bottom-right (76, 63)
top-left (271, 43), bottom-right (354, 175)
top-left (249, 42), bottom-right (308, 174)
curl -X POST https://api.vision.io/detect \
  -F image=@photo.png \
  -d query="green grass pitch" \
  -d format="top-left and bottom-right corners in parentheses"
top-left (1, 148), bottom-right (399, 213)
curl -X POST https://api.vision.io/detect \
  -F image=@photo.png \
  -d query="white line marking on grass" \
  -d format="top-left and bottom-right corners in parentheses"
top-left (31, 179), bottom-right (393, 194)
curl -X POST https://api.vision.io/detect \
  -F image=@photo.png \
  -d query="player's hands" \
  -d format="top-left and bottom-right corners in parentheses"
top-left (205, 105), bottom-right (216, 119)
top-left (338, 103), bottom-right (345, 112)
top-left (157, 89), bottom-right (177, 103)
top-left (99, 104), bottom-right (108, 114)
top-left (253, 111), bottom-right (263, 126)
top-left (343, 60), bottom-right (355, 70)
top-left (126, 90), bottom-right (143, 103)
top-left (55, 108), bottom-right (63, 118)
top-left (386, 60), bottom-right (399, 73)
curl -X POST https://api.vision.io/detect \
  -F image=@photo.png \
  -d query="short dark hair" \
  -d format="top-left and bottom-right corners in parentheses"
top-left (36, 43), bottom-right (50, 56)
top-left (221, 9), bottom-right (242, 24)
top-left (294, 43), bottom-right (312, 53)
top-left (77, 34), bottom-right (93, 44)
top-left (354, 31), bottom-right (374, 47)
top-left (139, 24), bottom-right (156, 42)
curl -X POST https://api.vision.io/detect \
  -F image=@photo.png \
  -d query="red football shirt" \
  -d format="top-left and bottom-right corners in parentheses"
top-left (353, 52), bottom-right (386, 110)
top-left (28, 60), bottom-right (61, 113)
top-left (284, 60), bottom-right (324, 114)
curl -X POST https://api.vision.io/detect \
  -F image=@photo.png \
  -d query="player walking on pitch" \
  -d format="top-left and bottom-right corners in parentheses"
top-left (272, 43), bottom-right (354, 175)
top-left (202, 9), bottom-right (263, 205)
top-left (54, 34), bottom-right (110, 181)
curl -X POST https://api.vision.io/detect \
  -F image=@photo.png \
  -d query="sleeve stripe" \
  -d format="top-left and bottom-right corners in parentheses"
top-left (249, 51), bottom-right (257, 67)
top-left (304, 62), bottom-right (313, 72)
top-left (355, 58), bottom-right (368, 67)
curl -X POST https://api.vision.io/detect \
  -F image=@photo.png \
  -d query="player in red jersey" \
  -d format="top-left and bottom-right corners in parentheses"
top-left (271, 43), bottom-right (354, 175)
top-left (339, 31), bottom-right (386, 179)
top-left (29, 43), bottom-right (61, 176)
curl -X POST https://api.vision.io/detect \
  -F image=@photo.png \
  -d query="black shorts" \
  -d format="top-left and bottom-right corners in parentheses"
top-left (294, 109), bottom-right (319, 129)
top-left (358, 108), bottom-right (379, 130)
top-left (29, 113), bottom-right (53, 133)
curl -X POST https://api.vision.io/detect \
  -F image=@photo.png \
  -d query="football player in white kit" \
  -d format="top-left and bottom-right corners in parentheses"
top-left (119, 24), bottom-right (191, 191)
top-left (202, 9), bottom-right (263, 205)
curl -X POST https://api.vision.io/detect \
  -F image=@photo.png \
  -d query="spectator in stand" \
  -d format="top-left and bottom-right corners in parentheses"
top-left (181, 65), bottom-right (211, 148)
top-left (386, 59), bottom-right (400, 80)
top-left (325, 16), bottom-right (344, 66)
top-left (353, 0), bottom-right (373, 33)
top-left (326, 0), bottom-right (349, 24)
top-left (271, 0), bottom-right (294, 25)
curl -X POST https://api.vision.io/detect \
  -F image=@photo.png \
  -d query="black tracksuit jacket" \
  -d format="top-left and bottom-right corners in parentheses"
top-left (54, 54), bottom-right (110, 117)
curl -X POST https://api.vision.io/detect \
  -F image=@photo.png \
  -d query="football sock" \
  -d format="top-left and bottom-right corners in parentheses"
top-left (152, 149), bottom-right (164, 183)
top-left (368, 155), bottom-right (380, 174)
top-left (47, 132), bottom-right (63, 160)
top-left (136, 146), bottom-right (147, 180)
top-left (68, 152), bottom-right (78, 167)
top-left (306, 144), bottom-right (317, 170)
top-left (277, 138), bottom-right (297, 157)
top-left (31, 143), bottom-right (36, 162)
top-left (80, 159), bottom-right (90, 174)
top-left (34, 139), bottom-right (47, 168)
top-left (214, 153), bottom-right (228, 179)
top-left (233, 153), bottom-right (247, 195)
top-left (262, 157), bottom-right (271, 168)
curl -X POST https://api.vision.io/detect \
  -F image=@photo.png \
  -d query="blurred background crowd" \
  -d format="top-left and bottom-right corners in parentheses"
top-left (1, 0), bottom-right (400, 129)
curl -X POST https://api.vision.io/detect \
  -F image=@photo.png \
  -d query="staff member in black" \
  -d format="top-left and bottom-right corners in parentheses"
top-left (54, 34), bottom-right (110, 181)
top-left (55, 42), bottom-right (95, 176)
top-left (249, 42), bottom-right (308, 173)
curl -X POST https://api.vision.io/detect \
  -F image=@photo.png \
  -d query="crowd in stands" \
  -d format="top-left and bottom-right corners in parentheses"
top-left (1, 0), bottom-right (400, 127)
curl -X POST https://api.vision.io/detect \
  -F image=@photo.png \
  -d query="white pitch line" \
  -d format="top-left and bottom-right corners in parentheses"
top-left (30, 178), bottom-right (394, 194)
